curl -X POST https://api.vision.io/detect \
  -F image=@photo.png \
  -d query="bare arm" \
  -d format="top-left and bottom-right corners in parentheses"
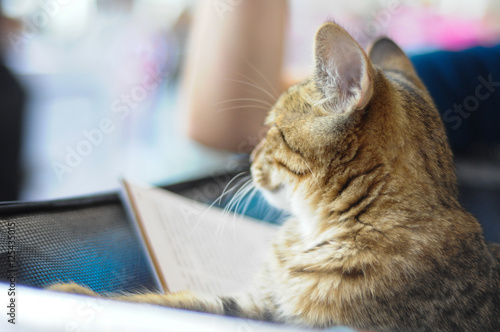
top-left (180, 0), bottom-right (288, 153)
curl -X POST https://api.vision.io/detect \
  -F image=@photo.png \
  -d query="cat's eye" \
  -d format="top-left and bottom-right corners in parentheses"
top-left (273, 158), bottom-right (308, 176)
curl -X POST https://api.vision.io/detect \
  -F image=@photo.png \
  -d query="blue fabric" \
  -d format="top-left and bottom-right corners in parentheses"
top-left (410, 44), bottom-right (500, 153)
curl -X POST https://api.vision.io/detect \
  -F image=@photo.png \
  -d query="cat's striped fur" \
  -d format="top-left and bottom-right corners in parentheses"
top-left (51, 22), bottom-right (500, 331)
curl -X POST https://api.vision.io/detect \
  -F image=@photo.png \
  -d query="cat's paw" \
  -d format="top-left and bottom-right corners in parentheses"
top-left (47, 283), bottom-right (99, 297)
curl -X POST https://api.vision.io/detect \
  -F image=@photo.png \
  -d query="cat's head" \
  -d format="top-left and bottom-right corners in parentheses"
top-left (251, 22), bottom-right (456, 226)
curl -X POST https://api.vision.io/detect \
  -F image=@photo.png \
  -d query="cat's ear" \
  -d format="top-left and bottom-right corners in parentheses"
top-left (367, 37), bottom-right (424, 89)
top-left (314, 22), bottom-right (374, 112)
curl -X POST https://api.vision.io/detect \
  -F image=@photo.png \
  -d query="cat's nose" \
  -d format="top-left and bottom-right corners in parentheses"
top-left (250, 138), bottom-right (266, 163)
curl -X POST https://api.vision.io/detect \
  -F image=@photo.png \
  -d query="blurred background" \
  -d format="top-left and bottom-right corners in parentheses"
top-left (0, 0), bottom-right (500, 201)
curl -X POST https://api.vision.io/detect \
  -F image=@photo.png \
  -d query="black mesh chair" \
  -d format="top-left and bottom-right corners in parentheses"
top-left (0, 170), bottom-right (250, 293)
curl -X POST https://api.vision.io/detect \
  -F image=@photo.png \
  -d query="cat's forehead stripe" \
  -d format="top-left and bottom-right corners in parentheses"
top-left (272, 87), bottom-right (313, 122)
top-left (388, 75), bottom-right (427, 107)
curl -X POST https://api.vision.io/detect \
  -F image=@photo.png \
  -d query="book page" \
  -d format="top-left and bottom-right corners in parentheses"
top-left (121, 180), bottom-right (278, 295)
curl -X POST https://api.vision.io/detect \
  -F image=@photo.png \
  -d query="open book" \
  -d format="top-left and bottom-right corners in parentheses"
top-left (120, 180), bottom-right (279, 295)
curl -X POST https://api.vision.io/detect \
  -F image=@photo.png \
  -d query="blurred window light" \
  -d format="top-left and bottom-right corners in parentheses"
top-left (437, 0), bottom-right (489, 19)
top-left (47, 0), bottom-right (97, 41)
top-left (2, 0), bottom-right (97, 41)
top-left (132, 0), bottom-right (193, 29)
top-left (2, 0), bottom-right (38, 18)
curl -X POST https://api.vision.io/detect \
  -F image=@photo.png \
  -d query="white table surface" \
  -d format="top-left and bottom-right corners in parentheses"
top-left (0, 282), bottom-right (358, 332)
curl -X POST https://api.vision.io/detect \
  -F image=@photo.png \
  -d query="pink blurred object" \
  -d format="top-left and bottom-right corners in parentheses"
top-left (389, 6), bottom-right (500, 51)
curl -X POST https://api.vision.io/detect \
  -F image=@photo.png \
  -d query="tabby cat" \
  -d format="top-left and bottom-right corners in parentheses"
top-left (50, 22), bottom-right (500, 331)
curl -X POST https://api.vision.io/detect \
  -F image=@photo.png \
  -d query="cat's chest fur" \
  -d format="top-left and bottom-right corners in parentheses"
top-left (265, 218), bottom-right (371, 325)
top-left (264, 211), bottom-right (500, 330)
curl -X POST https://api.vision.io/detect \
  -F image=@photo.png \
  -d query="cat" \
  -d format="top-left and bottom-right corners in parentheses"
top-left (50, 22), bottom-right (500, 332)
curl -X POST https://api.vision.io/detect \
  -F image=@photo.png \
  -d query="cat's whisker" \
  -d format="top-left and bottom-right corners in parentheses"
top-left (223, 78), bottom-right (278, 102)
top-left (229, 182), bottom-right (255, 238)
top-left (240, 184), bottom-right (258, 217)
top-left (216, 178), bottom-right (251, 223)
top-left (221, 180), bottom-right (252, 223)
top-left (218, 179), bottom-right (253, 235)
top-left (231, 70), bottom-right (279, 100)
top-left (214, 98), bottom-right (275, 108)
top-left (230, 183), bottom-right (257, 241)
top-left (190, 174), bottom-right (251, 238)
top-left (216, 172), bottom-right (250, 205)
top-left (217, 105), bottom-right (271, 113)
top-left (224, 180), bottom-right (253, 214)
top-left (302, 159), bottom-right (321, 188)
top-left (222, 179), bottom-right (253, 220)
top-left (276, 208), bottom-right (290, 225)
top-left (242, 57), bottom-right (280, 98)
top-left (232, 182), bottom-right (255, 222)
